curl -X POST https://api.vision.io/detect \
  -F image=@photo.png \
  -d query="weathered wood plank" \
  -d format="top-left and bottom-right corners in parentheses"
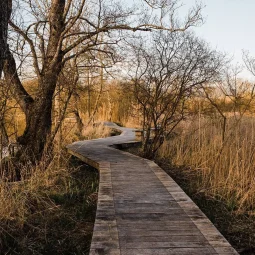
top-left (120, 248), bottom-right (218, 255)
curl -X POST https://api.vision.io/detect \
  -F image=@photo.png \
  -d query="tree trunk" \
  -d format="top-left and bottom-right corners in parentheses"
top-left (16, 0), bottom-right (65, 163)
top-left (0, 0), bottom-right (11, 77)
top-left (74, 110), bottom-right (84, 135)
top-left (2, 0), bottom-right (65, 167)
top-left (17, 96), bottom-right (53, 162)
top-left (0, 121), bottom-right (8, 146)
top-left (17, 71), bottom-right (61, 163)
top-left (4, 50), bottom-right (62, 167)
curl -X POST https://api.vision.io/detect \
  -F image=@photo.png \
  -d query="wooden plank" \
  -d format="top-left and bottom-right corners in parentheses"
top-left (120, 248), bottom-right (218, 255)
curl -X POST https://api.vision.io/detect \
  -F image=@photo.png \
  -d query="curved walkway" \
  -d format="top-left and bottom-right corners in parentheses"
top-left (67, 123), bottom-right (238, 255)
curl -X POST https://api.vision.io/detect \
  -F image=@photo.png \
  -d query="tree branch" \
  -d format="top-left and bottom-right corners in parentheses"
top-left (3, 48), bottom-right (34, 115)
top-left (9, 20), bottom-right (41, 77)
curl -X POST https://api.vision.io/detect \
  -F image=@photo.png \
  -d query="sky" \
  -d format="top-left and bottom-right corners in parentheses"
top-left (185, 0), bottom-right (255, 80)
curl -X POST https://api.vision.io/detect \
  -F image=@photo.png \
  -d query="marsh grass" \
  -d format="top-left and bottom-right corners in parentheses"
top-left (82, 123), bottom-right (119, 140)
top-left (0, 152), bottom-right (99, 254)
top-left (0, 120), bottom-right (126, 254)
top-left (158, 115), bottom-right (255, 213)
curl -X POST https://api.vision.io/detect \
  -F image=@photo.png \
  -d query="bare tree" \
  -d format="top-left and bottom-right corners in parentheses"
top-left (243, 50), bottom-right (255, 77)
top-left (2, 0), bottom-right (203, 168)
top-left (130, 31), bottom-right (224, 158)
top-left (202, 66), bottom-right (255, 142)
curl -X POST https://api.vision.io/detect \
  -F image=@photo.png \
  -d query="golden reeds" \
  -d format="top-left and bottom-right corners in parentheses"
top-left (159, 116), bottom-right (255, 213)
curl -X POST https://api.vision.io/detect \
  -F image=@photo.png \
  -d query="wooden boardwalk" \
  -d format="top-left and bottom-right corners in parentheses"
top-left (67, 122), bottom-right (238, 255)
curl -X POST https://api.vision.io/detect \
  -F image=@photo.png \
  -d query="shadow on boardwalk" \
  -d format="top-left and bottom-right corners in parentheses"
top-left (67, 122), bottom-right (239, 255)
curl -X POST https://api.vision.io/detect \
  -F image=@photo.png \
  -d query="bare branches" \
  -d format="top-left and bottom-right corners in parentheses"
top-left (34, 21), bottom-right (47, 67)
top-left (8, 0), bottom-right (204, 80)
top-left (243, 50), bottom-right (255, 77)
top-left (3, 48), bottom-right (34, 115)
top-left (9, 20), bottom-right (41, 76)
top-left (142, 0), bottom-right (203, 31)
top-left (62, 0), bottom-right (86, 37)
top-left (129, 31), bottom-right (224, 157)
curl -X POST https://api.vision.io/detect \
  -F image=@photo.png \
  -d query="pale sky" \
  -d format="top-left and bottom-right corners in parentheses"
top-left (187, 0), bottom-right (255, 80)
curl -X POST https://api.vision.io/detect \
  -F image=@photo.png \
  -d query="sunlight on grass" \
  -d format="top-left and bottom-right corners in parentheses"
top-left (159, 116), bottom-right (255, 213)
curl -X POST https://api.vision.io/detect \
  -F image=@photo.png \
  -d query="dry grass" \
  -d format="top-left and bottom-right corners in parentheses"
top-left (158, 115), bottom-right (255, 213)
top-left (82, 122), bottom-right (115, 139)
top-left (0, 120), bottom-right (127, 253)
top-left (0, 155), bottom-right (69, 223)
top-left (0, 153), bottom-right (99, 254)
top-left (118, 119), bottom-right (141, 129)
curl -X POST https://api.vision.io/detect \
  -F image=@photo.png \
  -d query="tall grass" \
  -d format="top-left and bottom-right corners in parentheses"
top-left (0, 152), bottom-right (99, 253)
top-left (159, 115), bottom-right (255, 213)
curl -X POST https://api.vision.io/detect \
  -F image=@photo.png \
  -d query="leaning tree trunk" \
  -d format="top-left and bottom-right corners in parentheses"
top-left (17, 95), bottom-right (54, 162)
top-left (4, 49), bottom-right (62, 169)
top-left (17, 71), bottom-right (62, 164)
top-left (0, 0), bottom-right (11, 77)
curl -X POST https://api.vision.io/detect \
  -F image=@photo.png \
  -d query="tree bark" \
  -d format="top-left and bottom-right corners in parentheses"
top-left (0, 121), bottom-right (8, 146)
top-left (0, 0), bottom-right (11, 77)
